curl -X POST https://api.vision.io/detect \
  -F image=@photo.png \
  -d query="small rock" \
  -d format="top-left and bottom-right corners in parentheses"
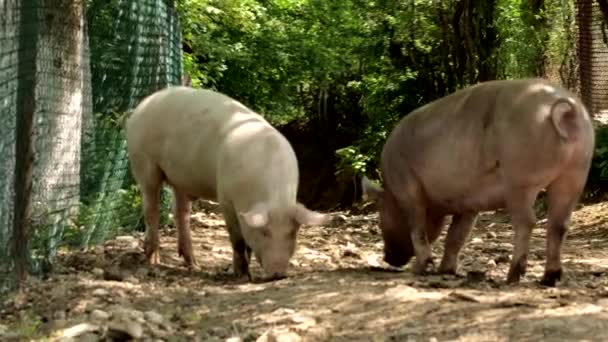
top-left (486, 259), bottom-right (497, 268)
top-left (103, 267), bottom-right (125, 281)
top-left (256, 329), bottom-right (301, 342)
top-left (226, 337), bottom-right (243, 342)
top-left (466, 270), bottom-right (486, 283)
top-left (290, 313), bottom-right (316, 326)
top-left (61, 323), bottom-right (100, 338)
top-left (50, 318), bottom-right (69, 331)
top-left (110, 306), bottom-right (144, 321)
top-left (124, 276), bottom-right (139, 284)
top-left (58, 337), bottom-right (76, 342)
top-left (91, 309), bottom-right (110, 321)
top-left (107, 320), bottom-right (144, 340)
top-left (485, 231), bottom-right (497, 239)
top-left (271, 308), bottom-right (296, 315)
top-left (342, 242), bottom-right (359, 258)
top-left (0, 323), bottom-right (7, 334)
top-left (54, 310), bottom-right (67, 320)
top-left (144, 311), bottom-right (164, 325)
top-left (149, 326), bottom-right (168, 338)
top-left (78, 332), bottom-right (101, 342)
top-left (1, 332), bottom-right (21, 341)
top-left (331, 214), bottom-right (347, 225)
top-left (84, 303), bottom-right (97, 313)
top-left (495, 254), bottom-right (510, 264)
top-left (470, 237), bottom-right (483, 244)
top-left (91, 268), bottom-right (104, 278)
top-left (160, 296), bottom-right (174, 304)
top-left (92, 288), bottom-right (109, 297)
top-left (136, 267), bottom-right (149, 277)
top-left (116, 235), bottom-right (136, 242)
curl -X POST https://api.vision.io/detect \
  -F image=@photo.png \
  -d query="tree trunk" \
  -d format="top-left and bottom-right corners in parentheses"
top-left (32, 0), bottom-right (90, 239)
top-left (12, 0), bottom-right (39, 282)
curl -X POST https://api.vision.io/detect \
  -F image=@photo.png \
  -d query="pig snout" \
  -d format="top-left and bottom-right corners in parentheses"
top-left (384, 247), bottom-right (413, 268)
top-left (261, 260), bottom-right (289, 281)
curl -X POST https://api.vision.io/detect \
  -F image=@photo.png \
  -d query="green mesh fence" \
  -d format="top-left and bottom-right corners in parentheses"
top-left (0, 0), bottom-right (181, 295)
top-left (576, 0), bottom-right (608, 117)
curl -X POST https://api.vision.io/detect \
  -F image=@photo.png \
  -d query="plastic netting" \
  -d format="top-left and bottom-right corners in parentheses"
top-left (0, 0), bottom-right (181, 295)
top-left (577, 0), bottom-right (608, 116)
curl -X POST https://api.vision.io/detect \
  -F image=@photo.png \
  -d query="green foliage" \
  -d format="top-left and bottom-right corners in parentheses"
top-left (60, 185), bottom-right (171, 249)
top-left (177, 0), bottom-right (581, 195)
top-left (335, 146), bottom-right (372, 178)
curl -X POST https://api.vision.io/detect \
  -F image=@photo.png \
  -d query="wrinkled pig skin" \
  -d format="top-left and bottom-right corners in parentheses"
top-left (124, 86), bottom-right (329, 281)
top-left (362, 78), bottom-right (595, 287)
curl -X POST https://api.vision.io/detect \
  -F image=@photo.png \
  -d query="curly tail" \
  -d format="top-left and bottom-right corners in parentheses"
top-left (118, 109), bottom-right (133, 131)
top-left (550, 97), bottom-right (578, 142)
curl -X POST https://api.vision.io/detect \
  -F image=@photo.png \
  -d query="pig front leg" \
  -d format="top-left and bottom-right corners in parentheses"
top-left (438, 212), bottom-right (478, 275)
top-left (405, 203), bottom-right (434, 275)
top-left (541, 172), bottom-right (586, 286)
top-left (221, 203), bottom-right (251, 280)
top-left (172, 189), bottom-right (197, 268)
top-left (505, 188), bottom-right (539, 284)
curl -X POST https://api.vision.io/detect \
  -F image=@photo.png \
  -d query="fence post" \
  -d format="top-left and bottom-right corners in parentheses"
top-left (576, 0), bottom-right (594, 113)
top-left (12, 0), bottom-right (39, 282)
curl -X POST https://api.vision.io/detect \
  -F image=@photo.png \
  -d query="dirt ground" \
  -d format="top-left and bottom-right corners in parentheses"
top-left (3, 200), bottom-right (608, 341)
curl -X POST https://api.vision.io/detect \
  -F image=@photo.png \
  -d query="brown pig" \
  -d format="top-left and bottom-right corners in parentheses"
top-left (124, 86), bottom-right (328, 281)
top-left (361, 78), bottom-right (595, 286)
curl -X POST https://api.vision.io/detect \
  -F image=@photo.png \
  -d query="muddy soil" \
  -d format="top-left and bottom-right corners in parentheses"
top-left (3, 201), bottom-right (608, 341)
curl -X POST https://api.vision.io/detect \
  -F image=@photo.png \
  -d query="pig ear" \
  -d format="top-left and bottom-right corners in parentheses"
top-left (361, 176), bottom-right (383, 202)
top-left (293, 203), bottom-right (329, 226)
top-left (239, 204), bottom-right (269, 228)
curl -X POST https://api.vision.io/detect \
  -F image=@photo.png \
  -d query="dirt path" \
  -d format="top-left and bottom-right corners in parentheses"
top-left (3, 201), bottom-right (608, 341)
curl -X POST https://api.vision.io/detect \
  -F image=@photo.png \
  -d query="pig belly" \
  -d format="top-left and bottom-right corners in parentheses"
top-left (427, 175), bottom-right (507, 213)
top-left (161, 167), bottom-right (218, 201)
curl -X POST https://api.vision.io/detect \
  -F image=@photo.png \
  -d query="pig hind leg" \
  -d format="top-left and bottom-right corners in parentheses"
top-left (133, 162), bottom-right (164, 265)
top-left (427, 212), bottom-right (448, 244)
top-left (438, 212), bottom-right (478, 275)
top-left (505, 187), bottom-right (540, 284)
top-left (541, 171), bottom-right (586, 287)
top-left (221, 203), bottom-right (251, 280)
top-left (173, 189), bottom-right (197, 268)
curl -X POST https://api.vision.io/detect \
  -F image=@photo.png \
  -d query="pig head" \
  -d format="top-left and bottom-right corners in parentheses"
top-left (362, 178), bottom-right (447, 267)
top-left (237, 202), bottom-right (328, 279)
top-left (361, 78), bottom-right (595, 286)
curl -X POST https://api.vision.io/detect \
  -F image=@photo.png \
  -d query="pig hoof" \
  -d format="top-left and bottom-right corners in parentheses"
top-left (540, 269), bottom-right (562, 287)
top-left (233, 267), bottom-right (251, 281)
top-left (182, 255), bottom-right (198, 268)
top-left (263, 274), bottom-right (287, 282)
top-left (146, 251), bottom-right (161, 265)
top-left (413, 258), bottom-right (434, 275)
top-left (506, 254), bottom-right (528, 284)
top-left (438, 267), bottom-right (457, 276)
top-left (506, 267), bottom-right (523, 284)
top-left (185, 261), bottom-right (199, 271)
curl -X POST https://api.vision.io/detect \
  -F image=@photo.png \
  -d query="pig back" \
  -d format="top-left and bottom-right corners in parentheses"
top-left (380, 82), bottom-right (500, 205)
top-left (379, 79), bottom-right (592, 213)
top-left (126, 86), bottom-right (271, 200)
top-left (216, 122), bottom-right (300, 211)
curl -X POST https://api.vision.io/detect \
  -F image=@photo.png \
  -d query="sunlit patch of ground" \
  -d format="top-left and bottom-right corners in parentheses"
top-left (3, 200), bottom-right (608, 341)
